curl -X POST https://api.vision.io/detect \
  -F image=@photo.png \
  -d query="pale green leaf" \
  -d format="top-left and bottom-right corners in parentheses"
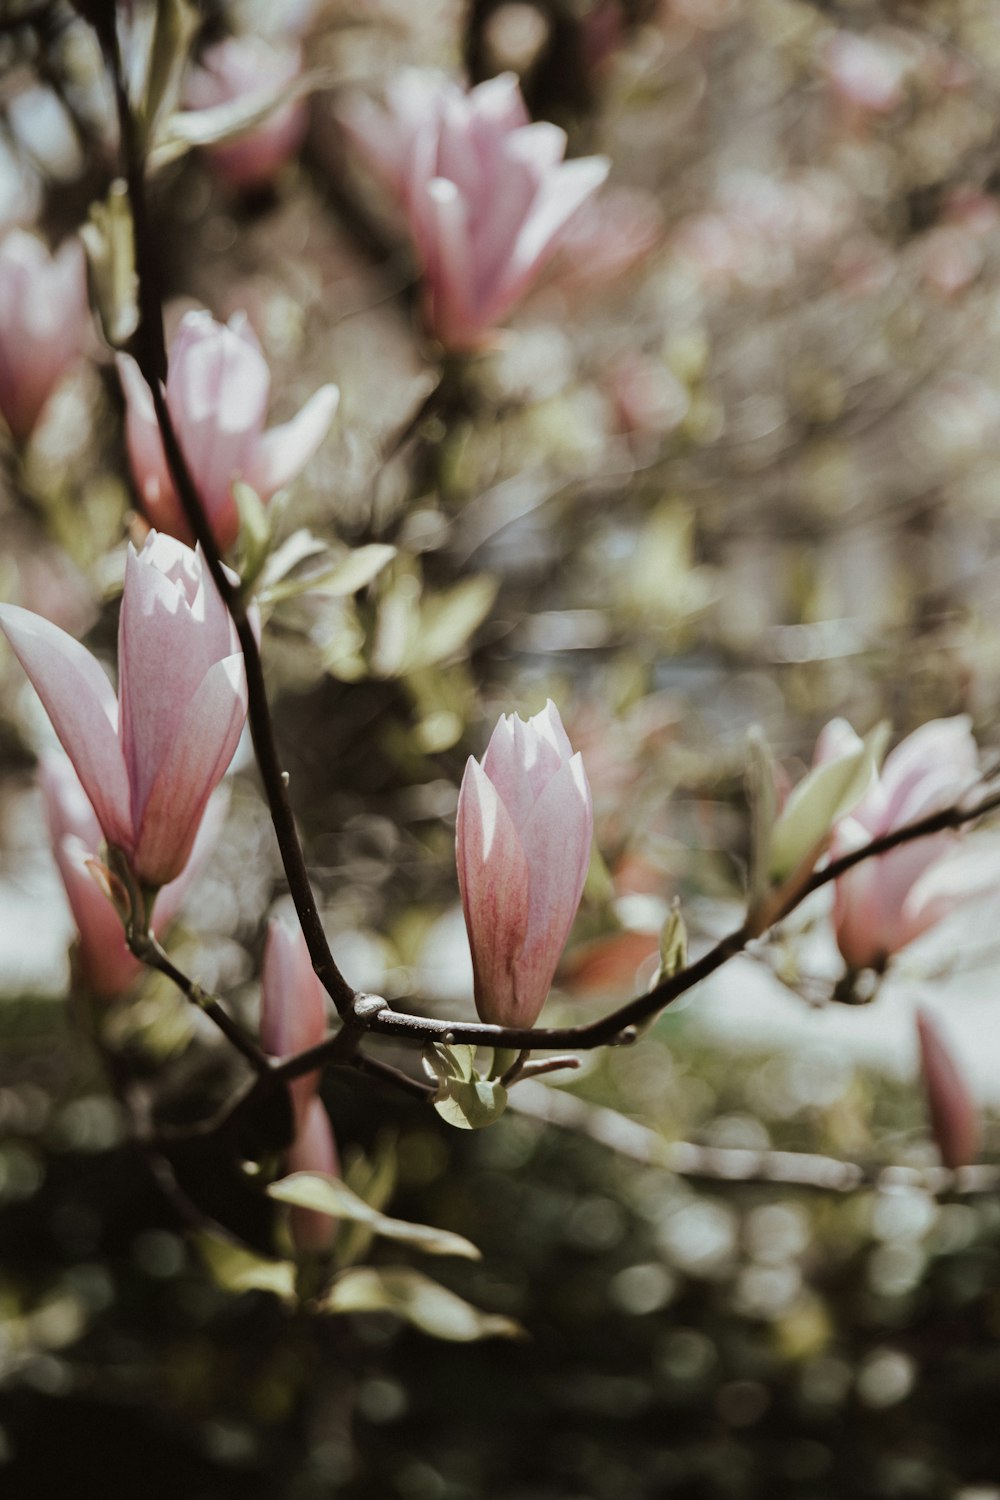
top-left (433, 1076), bottom-right (509, 1131)
top-left (81, 182), bottom-right (139, 349)
top-left (423, 1042), bottom-right (477, 1085)
top-left (233, 481), bottom-right (271, 588)
top-left (746, 726), bottom-right (778, 907)
top-left (768, 723), bottom-right (888, 883)
top-left (267, 1172), bottom-right (481, 1259)
top-left (322, 1267), bottom-right (523, 1341)
top-left (196, 1234), bottom-right (296, 1302)
top-left (149, 68), bottom-right (332, 173)
top-left (403, 576), bottom-right (498, 672)
top-left (650, 899), bottom-right (687, 991)
top-left (138, 0), bottom-right (199, 146)
top-left (263, 544), bottom-right (397, 605)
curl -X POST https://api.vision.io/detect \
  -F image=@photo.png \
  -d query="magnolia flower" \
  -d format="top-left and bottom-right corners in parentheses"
top-left (343, 70), bottom-right (609, 350)
top-left (261, 917), bottom-right (338, 1254)
top-left (916, 1008), bottom-right (979, 1170)
top-left (0, 230), bottom-right (88, 443)
top-left (41, 752), bottom-right (224, 1000)
top-left (823, 717), bottom-right (982, 971)
top-left (0, 532), bottom-right (247, 890)
top-left (184, 35), bottom-right (308, 191)
top-left (118, 310), bottom-right (339, 549)
top-left (260, 915), bottom-right (329, 1117)
top-left (456, 701), bottom-right (593, 1028)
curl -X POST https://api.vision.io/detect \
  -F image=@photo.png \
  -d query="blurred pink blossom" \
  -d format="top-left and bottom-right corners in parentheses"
top-left (456, 700), bottom-right (593, 1027)
top-left (261, 917), bottom-right (338, 1255)
top-left (286, 1095), bottom-right (340, 1254)
top-left (819, 717), bottom-right (985, 971)
top-left (822, 31), bottom-right (911, 118)
top-left (0, 230), bottom-right (88, 444)
top-left (118, 310), bottom-right (338, 550)
top-left (184, 35), bottom-right (308, 191)
top-left (40, 752), bottom-right (224, 1000)
top-left (260, 915), bottom-right (329, 1119)
top-left (0, 533), bottom-right (247, 890)
top-left (916, 1008), bottom-right (979, 1170)
top-left (343, 70), bottom-right (609, 350)
top-left (547, 185), bottom-right (663, 293)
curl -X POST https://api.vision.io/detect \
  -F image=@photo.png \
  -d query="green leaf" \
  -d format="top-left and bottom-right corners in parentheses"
top-left (433, 1076), bottom-right (509, 1131)
top-left (196, 1234), bottom-right (296, 1302)
top-left (322, 1267), bottom-right (523, 1341)
top-left (650, 899), bottom-right (687, 990)
top-left (423, 1042), bottom-right (477, 1085)
top-left (233, 481), bottom-right (271, 588)
top-left (149, 68), bottom-right (332, 173)
top-left (81, 181), bottom-right (139, 349)
top-left (138, 0), bottom-right (199, 147)
top-left (746, 727), bottom-right (778, 908)
top-left (768, 723), bottom-right (888, 884)
top-left (403, 576), bottom-right (497, 672)
top-left (267, 1172), bottom-right (481, 1259)
top-left (263, 544), bottom-right (397, 605)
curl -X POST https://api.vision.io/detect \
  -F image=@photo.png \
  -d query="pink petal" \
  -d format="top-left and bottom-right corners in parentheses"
top-left (515, 753), bottom-right (593, 1015)
top-left (260, 916), bottom-right (329, 1120)
top-left (245, 383), bottom-right (339, 500)
top-left (422, 178), bottom-right (479, 348)
top-left (132, 654), bottom-right (247, 886)
top-left (118, 355), bottom-right (186, 537)
top-left (916, 1008), bottom-right (979, 1169)
top-left (485, 155), bottom-right (610, 326)
top-left (55, 835), bottom-right (143, 1000)
top-left (151, 784), bottom-right (229, 934)
top-left (286, 1096), bottom-right (340, 1255)
top-left (0, 604), bottom-right (131, 850)
top-left (482, 708), bottom-right (567, 830)
top-left (118, 538), bottom-right (233, 820)
top-left (456, 756), bottom-right (530, 1026)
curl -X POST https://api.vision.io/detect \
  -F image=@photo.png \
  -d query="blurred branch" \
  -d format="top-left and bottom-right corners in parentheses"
top-left (509, 1080), bottom-right (1000, 1197)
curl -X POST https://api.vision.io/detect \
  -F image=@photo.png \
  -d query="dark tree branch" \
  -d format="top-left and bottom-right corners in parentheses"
top-left (98, 22), bottom-right (357, 1023)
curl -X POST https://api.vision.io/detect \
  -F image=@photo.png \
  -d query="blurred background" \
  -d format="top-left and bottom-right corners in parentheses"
top-left (4, 0), bottom-right (1000, 1494)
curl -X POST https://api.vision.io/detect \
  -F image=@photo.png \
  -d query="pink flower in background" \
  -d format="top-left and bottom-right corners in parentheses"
top-left (184, 35), bottom-right (308, 191)
top-left (821, 717), bottom-right (983, 971)
top-left (0, 532), bottom-right (247, 890)
top-left (343, 71), bottom-right (609, 350)
top-left (822, 32), bottom-right (911, 119)
top-left (456, 701), bottom-right (593, 1028)
top-left (40, 753), bottom-right (225, 1001)
top-left (916, 1008), bottom-right (979, 1170)
top-left (118, 310), bottom-right (339, 550)
top-left (260, 915), bottom-right (329, 1118)
top-left (546, 185), bottom-right (663, 293)
top-left (0, 230), bottom-right (88, 443)
top-left (286, 1095), bottom-right (340, 1254)
top-left (261, 917), bottom-right (338, 1254)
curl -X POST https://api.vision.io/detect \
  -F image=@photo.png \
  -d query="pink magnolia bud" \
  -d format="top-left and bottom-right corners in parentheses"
top-left (824, 717), bottom-right (981, 971)
top-left (40, 752), bottom-right (225, 1000)
top-left (915, 1008), bottom-right (979, 1170)
top-left (260, 918), bottom-right (337, 1255)
top-left (184, 35), bottom-right (308, 191)
top-left (286, 1094), bottom-right (340, 1255)
top-left (260, 916), bottom-right (329, 1120)
top-left (456, 700), bottom-right (593, 1027)
top-left (0, 230), bottom-right (88, 443)
top-left (343, 71), bottom-right (609, 351)
top-left (0, 532), bottom-right (247, 890)
top-left (118, 310), bottom-right (339, 549)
